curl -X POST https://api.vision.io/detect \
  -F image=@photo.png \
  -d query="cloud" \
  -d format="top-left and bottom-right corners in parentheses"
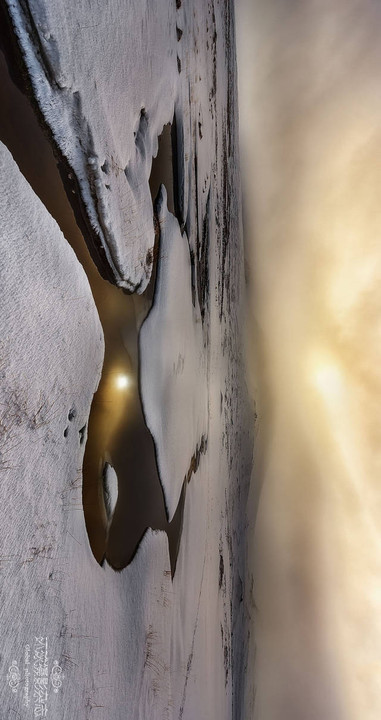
top-left (236, 1), bottom-right (381, 717)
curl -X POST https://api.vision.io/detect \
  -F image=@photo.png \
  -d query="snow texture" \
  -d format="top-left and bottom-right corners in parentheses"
top-left (0, 141), bottom-right (174, 720)
top-left (1, 1), bottom-right (252, 719)
top-left (5, 0), bottom-right (178, 291)
top-left (102, 462), bottom-right (118, 523)
top-left (140, 186), bottom-right (208, 520)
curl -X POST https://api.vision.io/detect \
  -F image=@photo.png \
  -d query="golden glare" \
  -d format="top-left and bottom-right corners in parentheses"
top-left (311, 359), bottom-right (343, 402)
top-left (115, 373), bottom-right (130, 390)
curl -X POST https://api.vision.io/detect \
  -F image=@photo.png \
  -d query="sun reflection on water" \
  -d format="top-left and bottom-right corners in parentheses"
top-left (115, 373), bottom-right (130, 390)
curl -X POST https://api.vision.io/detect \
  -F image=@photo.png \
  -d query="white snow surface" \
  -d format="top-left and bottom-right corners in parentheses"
top-left (0, 140), bottom-right (173, 719)
top-left (5, 0), bottom-right (179, 291)
top-left (102, 462), bottom-right (118, 523)
top-left (1, 1), bottom-right (252, 719)
top-left (140, 186), bottom-right (208, 520)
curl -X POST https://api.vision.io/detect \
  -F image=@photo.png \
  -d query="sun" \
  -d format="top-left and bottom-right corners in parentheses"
top-left (311, 357), bottom-right (343, 403)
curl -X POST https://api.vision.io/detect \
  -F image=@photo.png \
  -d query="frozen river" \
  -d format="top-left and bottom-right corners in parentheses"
top-left (0, 43), bottom-right (185, 573)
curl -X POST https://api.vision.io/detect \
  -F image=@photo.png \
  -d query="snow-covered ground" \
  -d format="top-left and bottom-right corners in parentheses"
top-left (0, 2), bottom-right (252, 719)
top-left (140, 186), bottom-right (208, 522)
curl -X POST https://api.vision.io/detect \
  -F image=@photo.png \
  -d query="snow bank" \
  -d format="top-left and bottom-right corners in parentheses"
top-left (140, 186), bottom-right (208, 520)
top-left (0, 141), bottom-right (175, 720)
top-left (5, 0), bottom-right (178, 291)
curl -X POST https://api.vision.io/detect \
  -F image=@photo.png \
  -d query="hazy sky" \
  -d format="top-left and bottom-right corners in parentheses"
top-left (236, 1), bottom-right (381, 718)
